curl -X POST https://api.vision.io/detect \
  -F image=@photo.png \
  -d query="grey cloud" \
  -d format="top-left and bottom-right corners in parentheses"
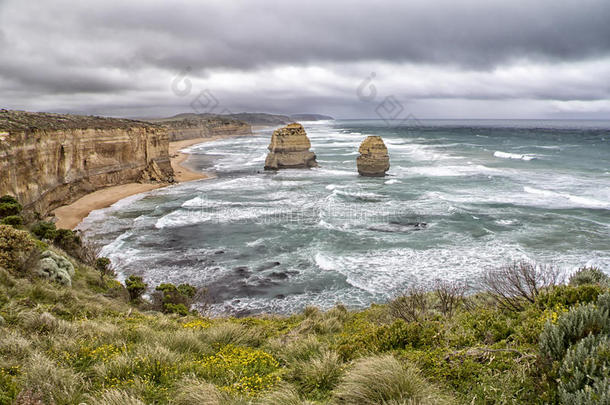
top-left (0, 0), bottom-right (609, 118)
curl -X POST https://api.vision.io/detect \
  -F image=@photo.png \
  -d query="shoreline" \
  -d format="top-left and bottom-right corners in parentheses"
top-left (52, 135), bottom-right (238, 230)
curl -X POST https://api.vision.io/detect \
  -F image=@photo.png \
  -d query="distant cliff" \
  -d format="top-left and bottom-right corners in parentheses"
top-left (150, 114), bottom-right (252, 141)
top-left (0, 110), bottom-right (173, 216)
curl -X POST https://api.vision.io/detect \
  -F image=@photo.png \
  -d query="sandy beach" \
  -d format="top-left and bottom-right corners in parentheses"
top-left (53, 136), bottom-right (230, 229)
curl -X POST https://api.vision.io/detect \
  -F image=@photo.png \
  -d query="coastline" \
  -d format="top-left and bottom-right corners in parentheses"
top-left (53, 135), bottom-right (235, 230)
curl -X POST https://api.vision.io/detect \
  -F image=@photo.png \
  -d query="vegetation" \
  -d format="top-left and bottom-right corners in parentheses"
top-left (0, 196), bottom-right (609, 404)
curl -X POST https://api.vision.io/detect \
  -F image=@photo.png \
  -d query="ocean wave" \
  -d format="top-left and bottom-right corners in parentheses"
top-left (494, 151), bottom-right (537, 161)
top-left (523, 186), bottom-right (610, 209)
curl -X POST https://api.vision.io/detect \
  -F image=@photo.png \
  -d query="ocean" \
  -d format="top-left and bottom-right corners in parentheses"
top-left (79, 119), bottom-right (610, 315)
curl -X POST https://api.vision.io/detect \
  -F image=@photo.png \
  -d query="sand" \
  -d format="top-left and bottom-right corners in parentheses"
top-left (53, 136), bottom-right (230, 230)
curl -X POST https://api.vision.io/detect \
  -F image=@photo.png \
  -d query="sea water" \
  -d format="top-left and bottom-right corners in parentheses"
top-left (79, 119), bottom-right (610, 315)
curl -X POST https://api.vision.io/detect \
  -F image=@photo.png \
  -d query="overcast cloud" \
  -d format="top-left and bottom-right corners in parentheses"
top-left (1, 0), bottom-right (609, 118)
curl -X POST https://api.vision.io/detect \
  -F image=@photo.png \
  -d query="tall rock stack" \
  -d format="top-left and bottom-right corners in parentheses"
top-left (264, 123), bottom-right (318, 170)
top-left (356, 136), bottom-right (390, 177)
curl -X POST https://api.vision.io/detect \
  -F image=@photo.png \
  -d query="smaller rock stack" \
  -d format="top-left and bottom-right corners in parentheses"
top-left (264, 123), bottom-right (318, 170)
top-left (356, 136), bottom-right (390, 176)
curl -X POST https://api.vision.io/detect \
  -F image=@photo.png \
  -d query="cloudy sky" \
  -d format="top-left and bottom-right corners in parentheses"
top-left (1, 0), bottom-right (609, 119)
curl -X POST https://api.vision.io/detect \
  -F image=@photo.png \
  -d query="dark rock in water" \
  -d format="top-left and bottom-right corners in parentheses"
top-left (269, 271), bottom-right (289, 280)
top-left (274, 294), bottom-right (286, 299)
top-left (255, 261), bottom-right (281, 271)
top-left (368, 221), bottom-right (427, 233)
top-left (233, 266), bottom-right (251, 278)
top-left (255, 278), bottom-right (279, 287)
top-left (214, 250), bottom-right (224, 255)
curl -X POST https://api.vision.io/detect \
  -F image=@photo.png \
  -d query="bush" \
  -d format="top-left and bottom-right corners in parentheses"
top-left (539, 296), bottom-right (610, 362)
top-left (125, 275), bottom-right (147, 302)
top-left (333, 354), bottom-right (451, 405)
top-left (570, 267), bottom-right (610, 287)
top-left (0, 195), bottom-right (19, 205)
top-left (537, 284), bottom-right (603, 308)
top-left (0, 202), bottom-right (22, 218)
top-left (0, 224), bottom-right (36, 272)
top-left (153, 283), bottom-right (197, 315)
top-left (31, 221), bottom-right (57, 240)
top-left (482, 261), bottom-right (563, 311)
top-left (389, 286), bottom-right (430, 322)
top-left (1, 215), bottom-right (23, 227)
top-left (558, 334), bottom-right (610, 403)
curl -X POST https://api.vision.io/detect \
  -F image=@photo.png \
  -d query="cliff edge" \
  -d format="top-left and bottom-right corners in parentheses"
top-left (0, 109), bottom-right (174, 216)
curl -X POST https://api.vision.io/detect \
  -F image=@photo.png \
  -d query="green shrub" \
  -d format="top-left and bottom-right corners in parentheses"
top-left (539, 298), bottom-right (610, 362)
top-left (570, 267), bottom-right (610, 287)
top-left (0, 195), bottom-right (19, 205)
top-left (333, 354), bottom-right (451, 405)
top-left (125, 275), bottom-right (147, 302)
top-left (0, 202), bottom-right (22, 218)
top-left (537, 284), bottom-right (603, 308)
top-left (1, 215), bottom-right (23, 227)
top-left (153, 283), bottom-right (197, 315)
top-left (558, 334), bottom-right (610, 403)
top-left (0, 224), bottom-right (36, 271)
top-left (53, 228), bottom-right (82, 254)
top-left (31, 221), bottom-right (58, 240)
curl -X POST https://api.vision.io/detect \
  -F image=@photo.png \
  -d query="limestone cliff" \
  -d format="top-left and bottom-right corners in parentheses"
top-left (356, 136), bottom-right (390, 177)
top-left (149, 114), bottom-right (252, 141)
top-left (264, 123), bottom-right (318, 170)
top-left (0, 110), bottom-right (173, 216)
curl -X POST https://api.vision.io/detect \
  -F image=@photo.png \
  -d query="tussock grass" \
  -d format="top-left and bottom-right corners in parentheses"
top-left (87, 389), bottom-right (146, 405)
top-left (171, 375), bottom-right (228, 405)
top-left (258, 383), bottom-right (315, 405)
top-left (202, 321), bottom-right (264, 347)
top-left (333, 354), bottom-right (452, 405)
top-left (19, 352), bottom-right (85, 405)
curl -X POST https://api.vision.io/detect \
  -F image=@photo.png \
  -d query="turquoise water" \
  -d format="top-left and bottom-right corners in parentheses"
top-left (79, 119), bottom-right (610, 315)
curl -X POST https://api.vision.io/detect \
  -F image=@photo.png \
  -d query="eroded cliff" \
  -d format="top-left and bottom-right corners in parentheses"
top-left (150, 114), bottom-right (252, 141)
top-left (0, 110), bottom-right (173, 216)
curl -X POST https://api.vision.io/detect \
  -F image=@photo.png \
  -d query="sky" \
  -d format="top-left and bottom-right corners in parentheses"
top-left (1, 0), bottom-right (609, 119)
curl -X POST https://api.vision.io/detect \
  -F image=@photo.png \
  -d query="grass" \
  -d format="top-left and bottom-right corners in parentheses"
top-left (1, 221), bottom-right (609, 404)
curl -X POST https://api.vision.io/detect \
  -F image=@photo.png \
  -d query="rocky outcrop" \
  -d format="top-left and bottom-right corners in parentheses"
top-left (149, 114), bottom-right (252, 141)
top-left (356, 136), bottom-right (390, 177)
top-left (0, 110), bottom-right (174, 216)
top-left (264, 123), bottom-right (318, 170)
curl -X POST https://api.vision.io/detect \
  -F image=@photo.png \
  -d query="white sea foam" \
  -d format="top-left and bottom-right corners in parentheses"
top-left (494, 151), bottom-right (537, 161)
top-left (523, 186), bottom-right (610, 209)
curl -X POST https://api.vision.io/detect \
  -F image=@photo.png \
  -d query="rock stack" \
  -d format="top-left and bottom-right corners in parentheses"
top-left (356, 136), bottom-right (390, 176)
top-left (264, 123), bottom-right (318, 170)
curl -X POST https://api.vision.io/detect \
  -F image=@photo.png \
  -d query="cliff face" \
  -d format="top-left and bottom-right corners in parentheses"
top-left (356, 136), bottom-right (390, 177)
top-left (150, 115), bottom-right (252, 141)
top-left (264, 123), bottom-right (318, 170)
top-left (0, 110), bottom-right (173, 216)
